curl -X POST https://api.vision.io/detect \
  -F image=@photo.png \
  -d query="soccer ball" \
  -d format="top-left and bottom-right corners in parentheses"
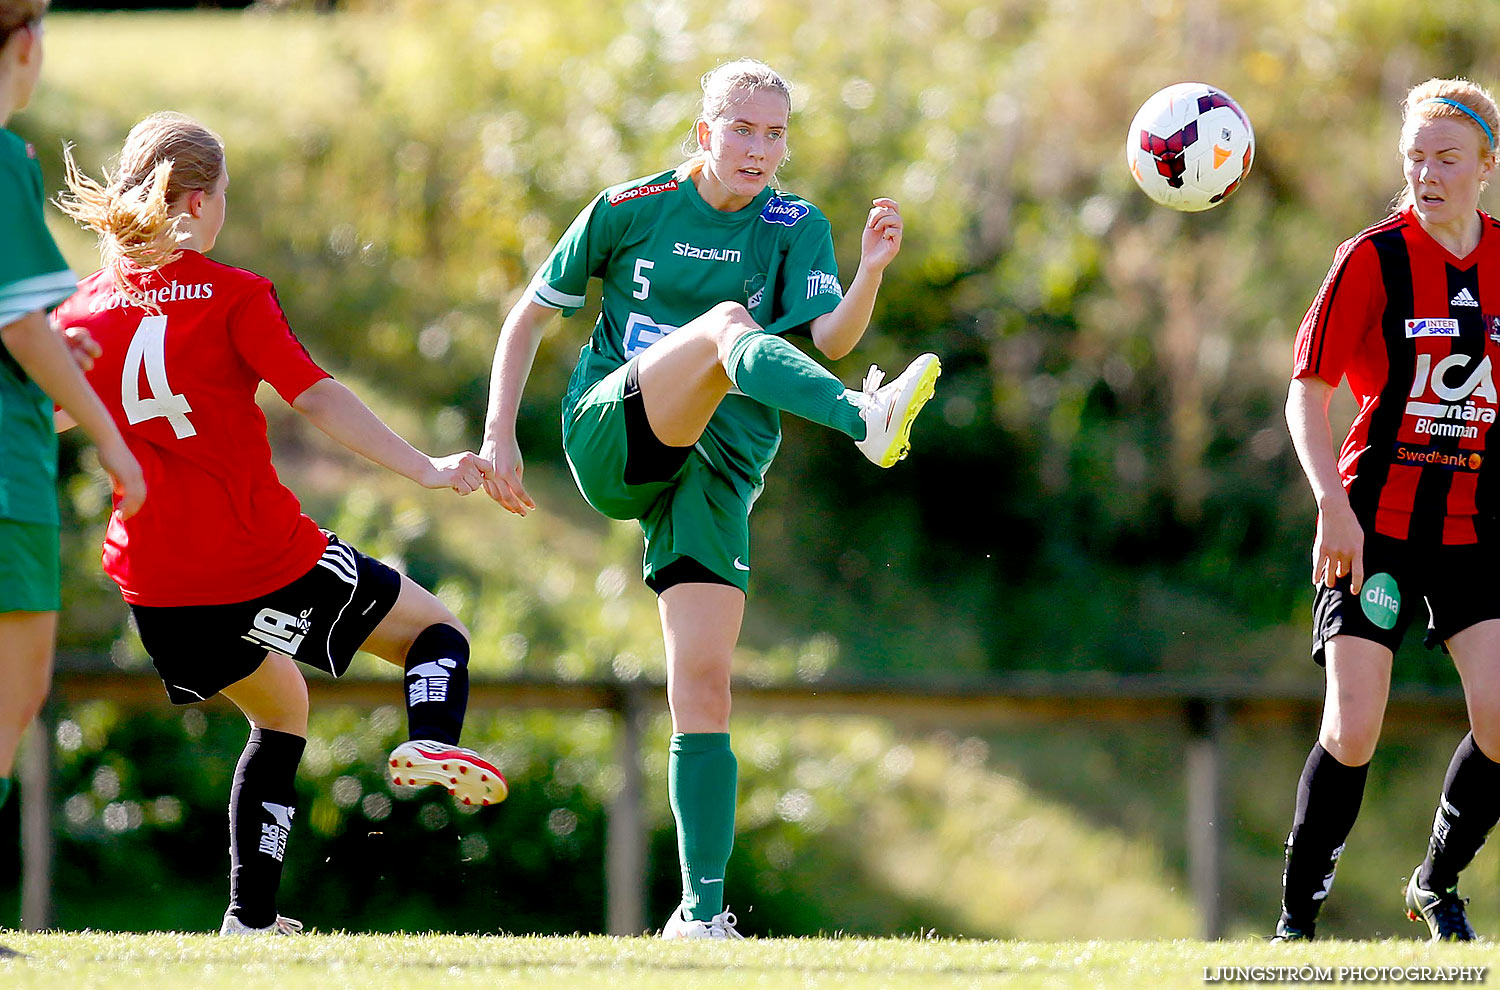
top-left (1126, 82), bottom-right (1255, 212)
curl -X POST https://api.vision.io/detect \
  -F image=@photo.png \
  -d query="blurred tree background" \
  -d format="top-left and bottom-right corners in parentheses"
top-left (3, 0), bottom-right (1500, 940)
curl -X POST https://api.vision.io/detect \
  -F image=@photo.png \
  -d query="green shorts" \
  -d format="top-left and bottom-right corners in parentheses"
top-left (0, 518), bottom-right (61, 613)
top-left (563, 359), bottom-right (752, 593)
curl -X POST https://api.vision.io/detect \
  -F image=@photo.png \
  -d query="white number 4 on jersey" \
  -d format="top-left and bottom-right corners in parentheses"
top-left (122, 314), bottom-right (196, 438)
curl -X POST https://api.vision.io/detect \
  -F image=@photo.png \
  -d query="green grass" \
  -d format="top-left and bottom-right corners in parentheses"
top-left (0, 933), bottom-right (1494, 990)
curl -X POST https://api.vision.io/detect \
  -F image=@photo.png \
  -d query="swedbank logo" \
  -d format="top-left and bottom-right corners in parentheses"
top-left (1393, 445), bottom-right (1482, 471)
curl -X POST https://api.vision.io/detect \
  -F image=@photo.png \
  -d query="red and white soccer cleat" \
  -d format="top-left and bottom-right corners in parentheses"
top-left (388, 739), bottom-right (508, 806)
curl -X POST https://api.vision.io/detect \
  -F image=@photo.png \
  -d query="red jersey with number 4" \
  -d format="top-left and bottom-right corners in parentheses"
top-left (1293, 207), bottom-right (1500, 545)
top-left (54, 251), bottom-right (331, 605)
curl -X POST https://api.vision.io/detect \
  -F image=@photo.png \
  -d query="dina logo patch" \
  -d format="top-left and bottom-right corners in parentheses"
top-left (1360, 572), bottom-right (1401, 630)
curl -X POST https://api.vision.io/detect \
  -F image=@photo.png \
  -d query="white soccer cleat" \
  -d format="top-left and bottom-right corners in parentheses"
top-left (219, 911), bottom-right (303, 936)
top-left (389, 739), bottom-right (508, 806)
top-left (661, 904), bottom-right (746, 940)
top-left (852, 353), bottom-right (941, 468)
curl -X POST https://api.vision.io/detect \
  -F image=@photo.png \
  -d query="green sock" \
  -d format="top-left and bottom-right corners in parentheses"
top-left (0, 777), bottom-right (11, 812)
top-left (725, 330), bottom-right (866, 440)
top-left (668, 732), bottom-right (738, 921)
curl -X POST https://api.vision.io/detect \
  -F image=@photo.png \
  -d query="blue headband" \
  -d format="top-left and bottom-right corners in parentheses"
top-left (1419, 97), bottom-right (1496, 146)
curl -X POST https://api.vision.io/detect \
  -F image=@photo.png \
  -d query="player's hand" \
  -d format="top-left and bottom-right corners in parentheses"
top-left (422, 451), bottom-right (490, 495)
top-left (97, 438), bottom-right (146, 521)
top-left (1313, 497), bottom-right (1365, 594)
top-left (859, 197), bottom-right (903, 273)
top-left (60, 325), bottom-right (102, 372)
top-left (479, 436), bottom-right (536, 517)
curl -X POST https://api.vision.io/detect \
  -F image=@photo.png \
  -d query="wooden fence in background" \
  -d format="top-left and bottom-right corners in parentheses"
top-left (13, 663), bottom-right (1473, 939)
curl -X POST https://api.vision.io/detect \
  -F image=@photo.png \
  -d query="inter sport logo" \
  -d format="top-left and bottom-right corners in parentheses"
top-left (1404, 318), bottom-right (1461, 338)
top-left (407, 657), bottom-right (457, 706)
top-left (258, 802), bottom-right (295, 861)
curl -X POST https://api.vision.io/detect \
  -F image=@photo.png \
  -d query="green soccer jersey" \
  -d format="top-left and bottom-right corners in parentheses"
top-left (535, 169), bottom-right (844, 497)
top-left (0, 127), bottom-right (76, 526)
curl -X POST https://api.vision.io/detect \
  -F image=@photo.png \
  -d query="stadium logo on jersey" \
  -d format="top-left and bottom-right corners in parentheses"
top-left (1405, 318), bottom-right (1461, 338)
top-left (608, 179), bottom-right (678, 206)
top-left (407, 657), bottom-right (457, 706)
top-left (806, 270), bottom-right (843, 300)
top-left (622, 311), bottom-right (681, 358)
top-left (672, 242), bottom-right (742, 263)
top-left (258, 802), bottom-right (295, 861)
top-left (242, 607), bottom-right (314, 655)
top-left (1451, 287), bottom-right (1480, 308)
top-left (1394, 445), bottom-right (1483, 472)
top-left (761, 197), bottom-right (808, 226)
top-left (89, 280), bottom-right (215, 313)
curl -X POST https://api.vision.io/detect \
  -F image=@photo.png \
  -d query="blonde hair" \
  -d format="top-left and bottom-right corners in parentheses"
top-left (55, 112), bottom-right (224, 311)
top-left (677, 59), bottom-right (793, 181)
top-left (1394, 78), bottom-right (1500, 210)
top-left (0, 1), bottom-right (47, 44)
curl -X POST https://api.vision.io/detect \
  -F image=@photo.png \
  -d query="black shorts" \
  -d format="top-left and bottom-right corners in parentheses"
top-left (130, 533), bottom-right (402, 705)
top-left (1310, 530), bottom-right (1500, 664)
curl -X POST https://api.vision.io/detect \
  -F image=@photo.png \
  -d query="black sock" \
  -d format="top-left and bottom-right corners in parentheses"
top-left (228, 727), bottom-right (306, 929)
top-left (1417, 733), bottom-right (1500, 892)
top-left (1281, 743), bottom-right (1369, 926)
top-left (403, 624), bottom-right (470, 745)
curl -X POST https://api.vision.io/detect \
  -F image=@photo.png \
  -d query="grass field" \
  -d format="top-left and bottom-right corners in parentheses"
top-left (0, 932), bottom-right (1493, 990)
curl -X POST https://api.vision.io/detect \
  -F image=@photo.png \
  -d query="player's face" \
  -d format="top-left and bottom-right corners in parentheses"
top-left (7, 20), bottom-right (44, 113)
top-left (1403, 116), bottom-right (1495, 228)
top-left (196, 166), bottom-right (229, 251)
top-left (698, 87), bottom-right (789, 207)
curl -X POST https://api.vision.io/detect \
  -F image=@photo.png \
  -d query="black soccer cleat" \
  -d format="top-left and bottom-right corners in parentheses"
top-left (1271, 914), bottom-right (1315, 943)
top-left (1405, 872), bottom-right (1476, 942)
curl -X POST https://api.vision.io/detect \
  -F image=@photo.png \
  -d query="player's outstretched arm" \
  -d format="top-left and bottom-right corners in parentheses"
top-left (1287, 374), bottom-right (1365, 593)
top-left (292, 378), bottom-right (490, 495)
top-left (1, 309), bottom-right (146, 519)
top-left (809, 197), bottom-right (904, 360)
top-left (479, 298), bottom-right (555, 517)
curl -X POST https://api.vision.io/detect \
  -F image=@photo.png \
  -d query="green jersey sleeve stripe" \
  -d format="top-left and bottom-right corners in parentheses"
top-left (0, 269), bottom-right (76, 327)
top-left (532, 278), bottom-right (585, 310)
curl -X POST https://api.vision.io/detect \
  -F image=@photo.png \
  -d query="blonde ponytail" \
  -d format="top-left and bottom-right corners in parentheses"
top-left (54, 112), bottom-right (224, 312)
top-left (56, 148), bottom-right (183, 311)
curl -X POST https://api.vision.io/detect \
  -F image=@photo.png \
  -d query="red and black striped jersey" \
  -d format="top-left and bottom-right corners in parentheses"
top-left (1292, 207), bottom-right (1500, 545)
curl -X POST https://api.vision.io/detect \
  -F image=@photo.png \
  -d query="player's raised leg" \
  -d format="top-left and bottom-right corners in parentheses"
top-left (217, 652), bottom-right (309, 936)
top-left (636, 300), bottom-right (939, 467)
top-left (657, 582), bottom-right (745, 940)
top-left (361, 575), bottom-right (506, 806)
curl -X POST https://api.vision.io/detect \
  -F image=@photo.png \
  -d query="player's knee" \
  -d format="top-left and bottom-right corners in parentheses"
top-left (410, 623), bottom-right (470, 669)
top-left (668, 658), bottom-right (732, 725)
top-left (1321, 725), bottom-right (1379, 765)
